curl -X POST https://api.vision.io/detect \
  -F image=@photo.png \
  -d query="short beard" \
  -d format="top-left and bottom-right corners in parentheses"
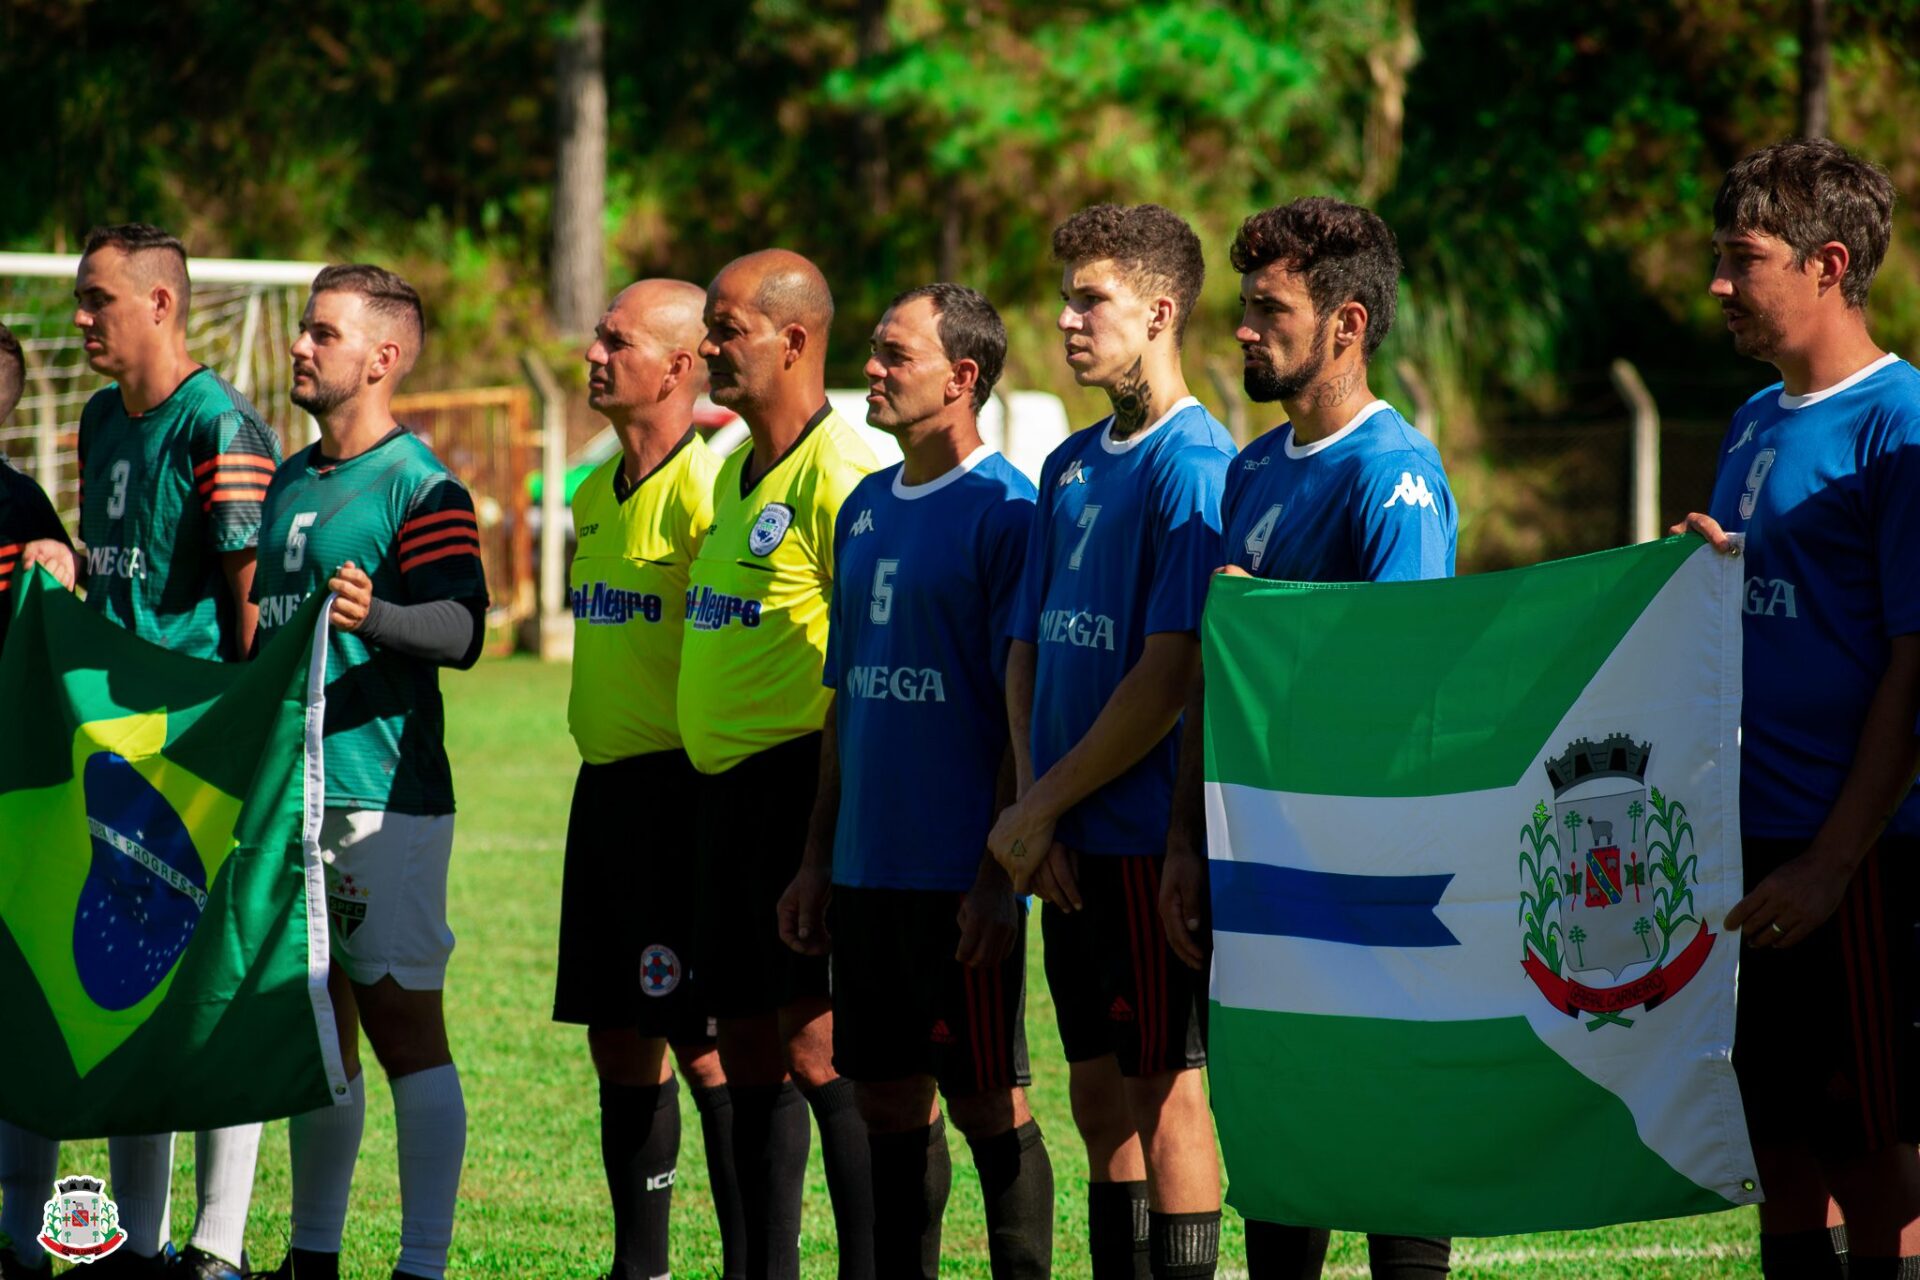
top-left (1244, 344), bottom-right (1328, 404)
top-left (1731, 316), bottom-right (1786, 362)
top-left (291, 373), bottom-right (356, 416)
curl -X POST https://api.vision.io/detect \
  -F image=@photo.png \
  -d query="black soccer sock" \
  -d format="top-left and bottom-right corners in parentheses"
top-left (690, 1082), bottom-right (749, 1280)
top-left (1761, 1229), bottom-right (1846, 1279)
top-left (1148, 1210), bottom-right (1220, 1279)
top-left (1367, 1233), bottom-right (1453, 1278)
top-left (1087, 1180), bottom-right (1151, 1280)
top-left (600, 1075), bottom-right (680, 1280)
top-left (1832, 1225), bottom-right (1851, 1278)
top-left (729, 1082), bottom-right (809, 1280)
top-left (801, 1078), bottom-right (876, 1280)
top-left (1242, 1218), bottom-right (1331, 1280)
top-left (1847, 1257), bottom-right (1920, 1279)
top-left (967, 1120), bottom-right (1054, 1280)
top-left (866, 1118), bottom-right (951, 1279)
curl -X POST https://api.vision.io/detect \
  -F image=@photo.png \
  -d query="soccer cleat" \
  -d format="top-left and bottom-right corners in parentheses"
top-left (88, 1245), bottom-right (175, 1276)
top-left (174, 1245), bottom-right (249, 1279)
top-left (0, 1234), bottom-right (52, 1280)
top-left (246, 1250), bottom-right (338, 1280)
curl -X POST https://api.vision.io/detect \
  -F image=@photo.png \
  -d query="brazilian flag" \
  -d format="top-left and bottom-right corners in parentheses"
top-left (0, 569), bottom-right (348, 1137)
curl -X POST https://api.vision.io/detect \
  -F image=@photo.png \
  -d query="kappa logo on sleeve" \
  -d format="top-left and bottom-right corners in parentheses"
top-left (749, 503), bottom-right (795, 556)
top-left (1381, 472), bottom-right (1438, 511)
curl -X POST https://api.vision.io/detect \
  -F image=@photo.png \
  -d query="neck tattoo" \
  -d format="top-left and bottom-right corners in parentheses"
top-left (1108, 359), bottom-right (1153, 439)
top-left (1308, 365), bottom-right (1363, 410)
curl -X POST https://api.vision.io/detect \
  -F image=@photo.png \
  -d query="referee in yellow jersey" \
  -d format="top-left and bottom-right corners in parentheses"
top-left (680, 250), bottom-right (879, 1280)
top-left (553, 279), bottom-right (745, 1280)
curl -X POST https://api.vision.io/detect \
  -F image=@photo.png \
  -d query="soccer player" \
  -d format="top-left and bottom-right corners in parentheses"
top-left (249, 265), bottom-right (487, 1280)
top-left (1159, 198), bottom-right (1456, 1280)
top-left (71, 223), bottom-right (281, 1280)
top-left (0, 323), bottom-right (77, 1280)
top-left (679, 249), bottom-right (878, 1280)
top-left (552, 277), bottom-right (747, 1280)
top-left (777, 283), bottom-right (1054, 1277)
top-left (0, 321), bottom-right (75, 643)
top-left (1671, 139), bottom-right (1920, 1280)
top-left (987, 204), bottom-right (1234, 1280)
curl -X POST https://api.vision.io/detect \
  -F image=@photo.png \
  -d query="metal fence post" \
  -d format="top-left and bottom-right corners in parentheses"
top-left (519, 352), bottom-right (573, 661)
top-left (1611, 358), bottom-right (1660, 544)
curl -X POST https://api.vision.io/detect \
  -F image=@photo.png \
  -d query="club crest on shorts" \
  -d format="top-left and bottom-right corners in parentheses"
top-left (40, 1174), bottom-right (126, 1263)
top-left (1518, 734), bottom-right (1715, 1031)
top-left (328, 872), bottom-right (370, 939)
top-left (748, 503), bottom-right (795, 557)
top-left (640, 944), bottom-right (681, 997)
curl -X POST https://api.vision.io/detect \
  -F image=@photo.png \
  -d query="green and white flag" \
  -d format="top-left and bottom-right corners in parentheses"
top-left (1204, 537), bottom-right (1759, 1237)
top-left (0, 570), bottom-right (348, 1137)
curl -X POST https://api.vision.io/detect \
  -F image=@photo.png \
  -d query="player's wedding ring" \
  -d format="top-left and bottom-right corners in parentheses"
top-left (1769, 922), bottom-right (1785, 935)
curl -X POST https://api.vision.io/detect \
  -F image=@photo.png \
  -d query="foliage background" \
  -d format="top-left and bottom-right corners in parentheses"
top-left (3, 0), bottom-right (1918, 563)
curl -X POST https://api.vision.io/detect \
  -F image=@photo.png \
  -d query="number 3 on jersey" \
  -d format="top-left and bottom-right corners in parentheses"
top-left (106, 459), bottom-right (131, 519)
top-left (869, 558), bottom-right (899, 624)
top-left (1243, 503), bottom-right (1283, 572)
top-left (284, 512), bottom-right (318, 572)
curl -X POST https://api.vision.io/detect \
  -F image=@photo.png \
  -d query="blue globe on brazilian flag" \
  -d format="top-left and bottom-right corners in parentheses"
top-left (0, 570), bottom-right (348, 1137)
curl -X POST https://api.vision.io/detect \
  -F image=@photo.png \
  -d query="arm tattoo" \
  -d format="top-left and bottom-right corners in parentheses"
top-left (1108, 359), bottom-right (1154, 439)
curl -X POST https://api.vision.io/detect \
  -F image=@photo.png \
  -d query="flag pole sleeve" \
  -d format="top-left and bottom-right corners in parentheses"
top-left (302, 594), bottom-right (350, 1105)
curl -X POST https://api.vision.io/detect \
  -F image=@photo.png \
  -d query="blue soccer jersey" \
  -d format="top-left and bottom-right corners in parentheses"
top-left (1221, 400), bottom-right (1455, 582)
top-left (1008, 397), bottom-right (1234, 856)
top-left (1705, 353), bottom-right (1920, 839)
top-left (825, 447), bottom-right (1036, 890)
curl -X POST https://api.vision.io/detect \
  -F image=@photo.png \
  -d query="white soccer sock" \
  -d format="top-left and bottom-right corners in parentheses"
top-left (189, 1122), bottom-right (262, 1266)
top-left (108, 1132), bottom-right (175, 1257)
top-left (0, 1120), bottom-right (60, 1267)
top-left (289, 1073), bottom-right (366, 1254)
top-left (391, 1065), bottom-right (465, 1280)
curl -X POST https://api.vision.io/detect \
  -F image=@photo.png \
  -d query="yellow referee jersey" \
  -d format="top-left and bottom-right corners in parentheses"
top-left (677, 406), bottom-right (878, 774)
top-left (567, 433), bottom-right (721, 763)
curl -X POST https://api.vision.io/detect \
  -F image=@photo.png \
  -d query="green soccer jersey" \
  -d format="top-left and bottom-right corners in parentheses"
top-left (251, 428), bottom-right (489, 815)
top-left (78, 366), bottom-right (282, 659)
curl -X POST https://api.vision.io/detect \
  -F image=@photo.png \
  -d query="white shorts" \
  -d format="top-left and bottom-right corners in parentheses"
top-left (321, 809), bottom-right (456, 990)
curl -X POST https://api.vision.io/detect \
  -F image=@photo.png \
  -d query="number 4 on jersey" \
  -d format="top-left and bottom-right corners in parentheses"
top-left (1243, 503), bottom-right (1283, 572)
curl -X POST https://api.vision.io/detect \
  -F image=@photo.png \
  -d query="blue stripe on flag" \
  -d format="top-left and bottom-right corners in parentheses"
top-left (1210, 861), bottom-right (1459, 948)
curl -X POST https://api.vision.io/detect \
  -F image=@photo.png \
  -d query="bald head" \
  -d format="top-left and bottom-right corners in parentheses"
top-left (715, 249), bottom-right (834, 336)
top-left (613, 278), bottom-right (709, 354)
top-left (587, 277), bottom-right (709, 428)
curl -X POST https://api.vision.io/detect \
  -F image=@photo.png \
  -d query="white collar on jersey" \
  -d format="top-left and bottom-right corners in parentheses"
top-left (1282, 398), bottom-right (1392, 459)
top-left (1776, 352), bottom-right (1901, 411)
top-left (1099, 395), bottom-right (1202, 455)
top-left (891, 442), bottom-right (996, 501)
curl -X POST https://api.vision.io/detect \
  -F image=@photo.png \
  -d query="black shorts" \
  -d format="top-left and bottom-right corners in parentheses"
top-left (695, 732), bottom-right (831, 1019)
top-left (1042, 851), bottom-right (1207, 1077)
top-left (1734, 834), bottom-right (1919, 1158)
top-left (553, 752), bottom-right (716, 1043)
top-left (830, 886), bottom-right (1032, 1098)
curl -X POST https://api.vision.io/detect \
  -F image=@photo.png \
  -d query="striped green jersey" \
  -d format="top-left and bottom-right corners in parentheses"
top-left (252, 428), bottom-right (488, 814)
top-left (78, 367), bottom-right (281, 659)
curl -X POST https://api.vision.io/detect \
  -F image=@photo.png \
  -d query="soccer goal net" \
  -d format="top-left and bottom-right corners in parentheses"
top-left (0, 252), bottom-right (323, 525)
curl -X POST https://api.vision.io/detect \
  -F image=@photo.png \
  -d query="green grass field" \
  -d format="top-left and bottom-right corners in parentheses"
top-left (53, 658), bottom-right (1763, 1277)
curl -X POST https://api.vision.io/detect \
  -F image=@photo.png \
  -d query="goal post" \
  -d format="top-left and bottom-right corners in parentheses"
top-left (0, 251), bottom-right (326, 525)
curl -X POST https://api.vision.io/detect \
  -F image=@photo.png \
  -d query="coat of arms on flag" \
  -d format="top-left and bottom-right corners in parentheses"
top-left (1519, 735), bottom-right (1716, 1030)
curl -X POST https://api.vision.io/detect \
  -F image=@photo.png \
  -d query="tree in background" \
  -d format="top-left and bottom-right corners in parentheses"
top-left (551, 0), bottom-right (607, 335)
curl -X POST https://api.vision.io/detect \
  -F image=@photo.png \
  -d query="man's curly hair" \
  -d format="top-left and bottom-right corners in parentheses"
top-left (1230, 198), bottom-right (1401, 361)
top-left (1051, 204), bottom-right (1206, 344)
